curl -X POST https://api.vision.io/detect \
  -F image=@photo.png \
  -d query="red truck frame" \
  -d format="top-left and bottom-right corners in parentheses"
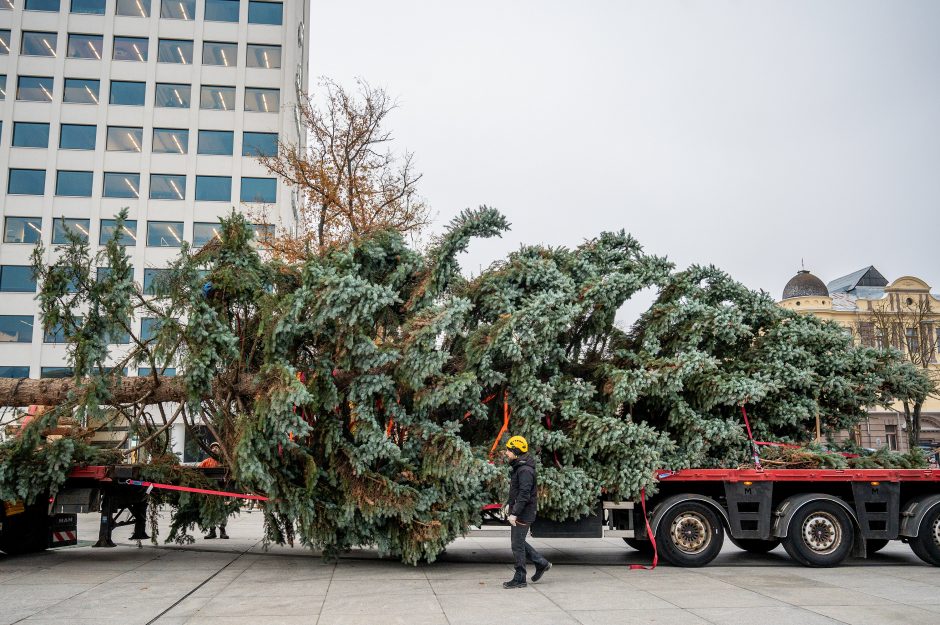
top-left (2, 466), bottom-right (939, 568)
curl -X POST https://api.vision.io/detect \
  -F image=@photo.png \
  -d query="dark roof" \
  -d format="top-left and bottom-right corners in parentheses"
top-left (827, 266), bottom-right (888, 294)
top-left (782, 270), bottom-right (829, 300)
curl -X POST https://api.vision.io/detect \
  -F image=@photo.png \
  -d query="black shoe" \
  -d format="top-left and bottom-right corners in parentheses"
top-left (502, 579), bottom-right (527, 589)
top-left (219, 532), bottom-right (229, 539)
top-left (532, 562), bottom-right (552, 582)
top-left (204, 531), bottom-right (217, 540)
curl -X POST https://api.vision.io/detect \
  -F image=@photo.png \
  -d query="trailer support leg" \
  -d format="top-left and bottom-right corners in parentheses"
top-left (93, 493), bottom-right (116, 548)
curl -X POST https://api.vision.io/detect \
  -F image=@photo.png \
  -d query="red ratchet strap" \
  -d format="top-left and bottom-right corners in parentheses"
top-left (629, 487), bottom-right (658, 570)
top-left (122, 479), bottom-right (268, 501)
top-left (740, 405), bottom-right (762, 469)
top-left (488, 391), bottom-right (511, 456)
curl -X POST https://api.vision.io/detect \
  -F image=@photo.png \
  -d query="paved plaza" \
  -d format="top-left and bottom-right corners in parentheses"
top-left (0, 512), bottom-right (938, 625)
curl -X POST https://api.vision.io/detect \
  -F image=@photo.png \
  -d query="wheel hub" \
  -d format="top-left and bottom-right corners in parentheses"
top-left (932, 515), bottom-right (940, 549)
top-left (671, 512), bottom-right (710, 554)
top-left (802, 512), bottom-right (841, 554)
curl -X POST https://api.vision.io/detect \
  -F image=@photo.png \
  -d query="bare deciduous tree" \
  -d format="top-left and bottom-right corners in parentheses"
top-left (256, 78), bottom-right (431, 260)
top-left (855, 293), bottom-right (940, 449)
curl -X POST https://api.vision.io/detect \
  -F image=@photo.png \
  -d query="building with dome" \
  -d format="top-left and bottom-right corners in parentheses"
top-left (778, 266), bottom-right (940, 459)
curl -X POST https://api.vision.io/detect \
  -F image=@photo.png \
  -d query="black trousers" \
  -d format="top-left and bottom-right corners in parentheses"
top-left (511, 523), bottom-right (548, 579)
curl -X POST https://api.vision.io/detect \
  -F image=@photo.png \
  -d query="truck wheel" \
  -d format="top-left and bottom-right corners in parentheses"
top-left (866, 539), bottom-right (889, 554)
top-left (623, 537), bottom-right (654, 555)
top-left (908, 505), bottom-right (940, 566)
top-left (782, 501), bottom-right (854, 567)
top-left (729, 537), bottom-right (780, 554)
top-left (656, 501), bottom-right (724, 567)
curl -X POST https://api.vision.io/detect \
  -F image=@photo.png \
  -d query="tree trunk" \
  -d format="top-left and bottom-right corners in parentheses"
top-left (0, 376), bottom-right (260, 408)
top-left (911, 401), bottom-right (922, 451)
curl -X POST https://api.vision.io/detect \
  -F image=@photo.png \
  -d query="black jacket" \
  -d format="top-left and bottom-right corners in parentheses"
top-left (507, 455), bottom-right (538, 524)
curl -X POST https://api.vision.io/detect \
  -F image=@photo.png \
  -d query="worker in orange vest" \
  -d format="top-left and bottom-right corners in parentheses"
top-left (199, 442), bottom-right (229, 540)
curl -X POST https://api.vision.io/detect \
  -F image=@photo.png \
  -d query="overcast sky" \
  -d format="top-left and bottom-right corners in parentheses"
top-left (311, 0), bottom-right (940, 322)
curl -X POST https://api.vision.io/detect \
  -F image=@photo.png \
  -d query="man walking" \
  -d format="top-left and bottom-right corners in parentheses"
top-left (199, 442), bottom-right (229, 540)
top-left (503, 435), bottom-right (551, 588)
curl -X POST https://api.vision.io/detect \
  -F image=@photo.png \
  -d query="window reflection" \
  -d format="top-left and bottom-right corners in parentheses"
top-left (157, 39), bottom-right (193, 64)
top-left (52, 218), bottom-right (91, 244)
top-left (17, 76), bottom-right (55, 102)
top-left (67, 34), bottom-right (104, 59)
top-left (153, 128), bottom-right (188, 153)
top-left (0, 31), bottom-right (9, 55)
top-left (103, 172), bottom-right (141, 198)
top-left (155, 83), bottom-right (191, 108)
top-left (244, 87), bottom-right (278, 112)
top-left (200, 85), bottom-right (236, 110)
top-left (110, 81), bottom-right (146, 106)
top-left (100, 219), bottom-right (138, 245)
top-left (147, 221), bottom-right (184, 246)
top-left (161, 0), bottom-right (194, 20)
top-left (60, 124), bottom-right (97, 149)
top-left (203, 41), bottom-right (237, 66)
top-left (206, 0), bottom-right (239, 22)
top-left (55, 171), bottom-right (94, 197)
top-left (64, 78), bottom-right (100, 104)
top-left (4, 217), bottom-right (43, 244)
top-left (242, 132), bottom-right (277, 157)
top-left (193, 222), bottom-right (221, 247)
top-left (22, 32), bottom-right (58, 57)
top-left (106, 126), bottom-right (144, 152)
top-left (116, 0), bottom-right (151, 16)
top-left (149, 174), bottom-right (186, 200)
top-left (113, 37), bottom-right (149, 62)
top-left (246, 44), bottom-right (280, 68)
top-left (198, 130), bottom-right (234, 155)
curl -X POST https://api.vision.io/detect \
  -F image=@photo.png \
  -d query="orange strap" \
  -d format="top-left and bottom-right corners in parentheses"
top-left (488, 392), bottom-right (510, 456)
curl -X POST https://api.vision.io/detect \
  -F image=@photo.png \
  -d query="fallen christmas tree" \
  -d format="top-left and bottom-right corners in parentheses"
top-left (0, 208), bottom-right (932, 563)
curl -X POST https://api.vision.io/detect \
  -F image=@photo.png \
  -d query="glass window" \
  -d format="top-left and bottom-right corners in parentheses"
top-left (155, 82), bottom-right (190, 108)
top-left (147, 221), bottom-right (184, 246)
top-left (117, 0), bottom-right (151, 16)
top-left (21, 32), bottom-right (58, 57)
top-left (0, 31), bottom-right (9, 55)
top-left (251, 223), bottom-right (274, 243)
top-left (198, 130), bottom-right (233, 155)
top-left (200, 85), bottom-right (235, 110)
top-left (60, 124), bottom-right (97, 150)
top-left (140, 317), bottom-right (162, 340)
top-left (240, 177), bottom-right (275, 203)
top-left (71, 0), bottom-right (105, 14)
top-left (113, 37), bottom-right (149, 62)
top-left (195, 176), bottom-right (231, 201)
top-left (143, 269), bottom-right (169, 295)
top-left (100, 219), bottom-right (138, 245)
top-left (64, 78), bottom-right (100, 103)
top-left (244, 87), bottom-right (278, 112)
top-left (4, 217), bottom-right (43, 244)
top-left (8, 169), bottom-right (46, 195)
top-left (106, 126), bottom-right (144, 152)
top-left (160, 0), bottom-right (194, 20)
top-left (0, 75), bottom-right (6, 100)
top-left (153, 128), bottom-right (188, 153)
top-left (103, 172), bottom-right (140, 198)
top-left (25, 0), bottom-right (60, 11)
top-left (110, 80), bottom-right (146, 105)
top-left (44, 320), bottom-right (73, 343)
top-left (157, 39), bottom-right (193, 64)
top-left (41, 367), bottom-right (74, 379)
top-left (246, 43), bottom-right (280, 69)
top-left (206, 0), bottom-right (239, 22)
top-left (193, 222), bottom-right (221, 247)
top-left (242, 132), bottom-right (277, 157)
top-left (149, 174), bottom-right (186, 200)
top-left (52, 218), bottom-right (90, 243)
top-left (0, 1), bottom-right (9, 9)
top-left (0, 366), bottom-right (30, 378)
top-left (0, 266), bottom-right (37, 292)
top-left (17, 76), bottom-right (55, 102)
top-left (105, 331), bottom-right (131, 345)
top-left (203, 41), bottom-right (237, 67)
top-left (67, 33), bottom-right (103, 59)
top-left (248, 1), bottom-right (281, 25)
top-left (55, 171), bottom-right (93, 197)
top-left (0, 316), bottom-right (34, 343)
top-left (139, 367), bottom-right (176, 376)
top-left (12, 122), bottom-right (50, 148)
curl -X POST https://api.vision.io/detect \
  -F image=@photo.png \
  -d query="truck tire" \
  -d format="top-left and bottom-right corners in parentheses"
top-left (908, 505), bottom-right (940, 567)
top-left (729, 537), bottom-right (780, 554)
top-left (656, 501), bottom-right (724, 567)
top-left (866, 539), bottom-right (889, 554)
top-left (623, 537), bottom-right (654, 555)
top-left (782, 500), bottom-right (854, 567)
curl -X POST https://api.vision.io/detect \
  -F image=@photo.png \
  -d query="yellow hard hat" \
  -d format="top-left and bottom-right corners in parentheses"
top-left (506, 435), bottom-right (528, 454)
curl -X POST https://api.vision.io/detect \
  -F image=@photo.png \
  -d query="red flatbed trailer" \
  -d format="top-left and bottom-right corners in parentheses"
top-left (3, 466), bottom-right (940, 568)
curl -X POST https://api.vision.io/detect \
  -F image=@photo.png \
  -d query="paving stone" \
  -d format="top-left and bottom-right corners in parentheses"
top-left (572, 609), bottom-right (711, 625)
top-left (646, 587), bottom-right (788, 608)
top-left (547, 589), bottom-right (676, 611)
top-left (806, 603), bottom-right (940, 625)
top-left (690, 606), bottom-right (847, 625)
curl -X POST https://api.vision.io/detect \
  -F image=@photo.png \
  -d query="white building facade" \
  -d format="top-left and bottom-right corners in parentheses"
top-left (0, 0), bottom-right (309, 458)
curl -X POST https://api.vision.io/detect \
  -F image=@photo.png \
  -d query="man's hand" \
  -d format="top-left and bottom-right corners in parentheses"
top-left (508, 515), bottom-right (518, 526)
